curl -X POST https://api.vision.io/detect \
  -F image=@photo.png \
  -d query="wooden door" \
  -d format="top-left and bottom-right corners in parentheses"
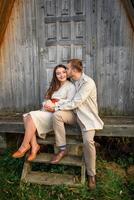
top-left (38, 0), bottom-right (90, 99)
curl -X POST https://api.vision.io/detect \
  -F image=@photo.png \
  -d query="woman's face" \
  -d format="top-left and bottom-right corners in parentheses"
top-left (55, 67), bottom-right (67, 83)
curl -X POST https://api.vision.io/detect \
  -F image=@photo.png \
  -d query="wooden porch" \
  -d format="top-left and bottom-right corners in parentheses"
top-left (0, 114), bottom-right (133, 186)
top-left (0, 114), bottom-right (134, 137)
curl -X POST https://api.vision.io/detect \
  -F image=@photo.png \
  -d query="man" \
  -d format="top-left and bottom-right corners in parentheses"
top-left (45, 59), bottom-right (104, 190)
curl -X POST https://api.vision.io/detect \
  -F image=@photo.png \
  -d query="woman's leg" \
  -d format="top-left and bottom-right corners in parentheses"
top-left (19, 115), bottom-right (37, 151)
top-left (30, 133), bottom-right (39, 152)
top-left (12, 114), bottom-right (41, 159)
top-left (24, 115), bottom-right (39, 152)
top-left (25, 117), bottom-right (40, 161)
top-left (27, 132), bottom-right (40, 161)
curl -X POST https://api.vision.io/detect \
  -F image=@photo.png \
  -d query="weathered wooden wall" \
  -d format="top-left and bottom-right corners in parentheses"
top-left (0, 0), bottom-right (134, 115)
top-left (0, 0), bottom-right (40, 111)
top-left (95, 0), bottom-right (134, 115)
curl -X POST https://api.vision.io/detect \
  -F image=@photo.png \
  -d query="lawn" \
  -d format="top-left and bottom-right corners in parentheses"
top-left (0, 146), bottom-right (133, 200)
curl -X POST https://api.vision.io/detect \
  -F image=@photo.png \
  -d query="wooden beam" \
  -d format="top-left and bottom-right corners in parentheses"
top-left (0, 0), bottom-right (15, 46)
top-left (0, 117), bottom-right (134, 137)
top-left (121, 0), bottom-right (134, 31)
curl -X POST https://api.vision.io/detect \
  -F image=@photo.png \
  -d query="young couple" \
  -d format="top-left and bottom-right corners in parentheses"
top-left (12, 59), bottom-right (104, 190)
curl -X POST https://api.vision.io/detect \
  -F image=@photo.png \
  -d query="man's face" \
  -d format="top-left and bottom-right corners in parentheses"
top-left (66, 63), bottom-right (74, 78)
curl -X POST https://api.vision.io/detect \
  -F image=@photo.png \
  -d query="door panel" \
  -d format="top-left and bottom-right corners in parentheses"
top-left (39, 0), bottom-right (88, 97)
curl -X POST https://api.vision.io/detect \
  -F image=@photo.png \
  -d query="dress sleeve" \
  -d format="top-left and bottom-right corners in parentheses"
top-left (56, 84), bottom-right (76, 105)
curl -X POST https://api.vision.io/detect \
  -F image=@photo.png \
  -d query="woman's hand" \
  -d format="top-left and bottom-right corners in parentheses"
top-left (42, 100), bottom-right (55, 112)
top-left (44, 100), bottom-right (55, 108)
top-left (44, 105), bottom-right (55, 112)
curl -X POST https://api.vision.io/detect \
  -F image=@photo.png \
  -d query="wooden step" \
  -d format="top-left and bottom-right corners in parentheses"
top-left (31, 153), bottom-right (84, 167)
top-left (37, 136), bottom-right (82, 145)
top-left (23, 171), bottom-right (80, 186)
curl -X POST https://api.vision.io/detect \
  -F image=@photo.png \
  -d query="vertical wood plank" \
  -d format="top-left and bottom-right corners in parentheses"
top-left (0, 0), bottom-right (134, 115)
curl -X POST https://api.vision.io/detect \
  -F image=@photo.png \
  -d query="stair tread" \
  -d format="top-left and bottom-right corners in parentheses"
top-left (31, 153), bottom-right (84, 166)
top-left (37, 137), bottom-right (82, 145)
top-left (23, 171), bottom-right (80, 186)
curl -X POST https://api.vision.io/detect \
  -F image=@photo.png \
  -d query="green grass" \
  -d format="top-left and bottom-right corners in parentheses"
top-left (0, 147), bottom-right (133, 200)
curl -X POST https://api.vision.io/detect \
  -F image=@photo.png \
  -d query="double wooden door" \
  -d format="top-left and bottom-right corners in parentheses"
top-left (38, 0), bottom-right (92, 98)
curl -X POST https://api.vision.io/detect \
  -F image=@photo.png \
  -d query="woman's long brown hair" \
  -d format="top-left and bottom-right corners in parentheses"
top-left (45, 64), bottom-right (67, 99)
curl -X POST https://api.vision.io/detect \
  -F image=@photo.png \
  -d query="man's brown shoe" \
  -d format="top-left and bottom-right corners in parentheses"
top-left (50, 150), bottom-right (67, 164)
top-left (88, 176), bottom-right (96, 190)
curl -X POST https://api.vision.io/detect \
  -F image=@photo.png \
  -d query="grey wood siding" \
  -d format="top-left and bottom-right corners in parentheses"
top-left (0, 0), bottom-right (134, 115)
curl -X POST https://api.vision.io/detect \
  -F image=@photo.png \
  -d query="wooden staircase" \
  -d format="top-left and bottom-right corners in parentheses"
top-left (1, 114), bottom-right (134, 186)
top-left (21, 133), bottom-right (86, 187)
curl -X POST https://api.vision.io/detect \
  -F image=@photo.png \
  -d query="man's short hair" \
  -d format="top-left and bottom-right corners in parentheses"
top-left (67, 59), bottom-right (83, 72)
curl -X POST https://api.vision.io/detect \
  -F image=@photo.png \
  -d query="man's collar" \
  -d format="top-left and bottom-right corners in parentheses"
top-left (78, 73), bottom-right (88, 82)
top-left (71, 73), bottom-right (88, 84)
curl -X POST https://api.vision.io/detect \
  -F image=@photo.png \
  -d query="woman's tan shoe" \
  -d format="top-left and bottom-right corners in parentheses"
top-left (27, 145), bottom-right (40, 161)
top-left (12, 145), bottom-right (31, 158)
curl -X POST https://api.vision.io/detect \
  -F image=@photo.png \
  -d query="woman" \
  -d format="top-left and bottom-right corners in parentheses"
top-left (12, 64), bottom-right (75, 161)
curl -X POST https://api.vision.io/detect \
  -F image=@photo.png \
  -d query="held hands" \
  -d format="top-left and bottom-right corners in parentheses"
top-left (44, 105), bottom-right (55, 112)
top-left (45, 100), bottom-right (55, 107)
top-left (43, 100), bottom-right (55, 112)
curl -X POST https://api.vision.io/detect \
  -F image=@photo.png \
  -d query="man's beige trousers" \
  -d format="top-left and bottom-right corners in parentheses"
top-left (52, 110), bottom-right (96, 176)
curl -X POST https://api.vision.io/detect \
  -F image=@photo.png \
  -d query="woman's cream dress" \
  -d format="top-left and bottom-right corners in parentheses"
top-left (23, 81), bottom-right (75, 139)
